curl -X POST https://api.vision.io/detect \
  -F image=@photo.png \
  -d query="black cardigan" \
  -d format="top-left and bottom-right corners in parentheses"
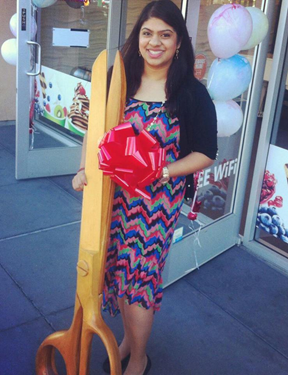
top-left (176, 78), bottom-right (218, 200)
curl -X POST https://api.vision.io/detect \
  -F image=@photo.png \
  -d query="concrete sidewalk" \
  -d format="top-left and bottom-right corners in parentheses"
top-left (1, 123), bottom-right (288, 375)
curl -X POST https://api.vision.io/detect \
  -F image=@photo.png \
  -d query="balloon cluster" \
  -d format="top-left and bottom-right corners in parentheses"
top-left (1, 14), bottom-right (18, 66)
top-left (1, 11), bottom-right (38, 66)
top-left (1, 1), bottom-right (59, 65)
top-left (207, 5), bottom-right (269, 137)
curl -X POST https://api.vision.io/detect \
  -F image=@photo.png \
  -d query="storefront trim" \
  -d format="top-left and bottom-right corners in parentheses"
top-left (243, 239), bottom-right (288, 277)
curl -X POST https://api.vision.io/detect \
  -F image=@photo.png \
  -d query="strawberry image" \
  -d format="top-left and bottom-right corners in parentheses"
top-left (260, 170), bottom-right (277, 204)
top-left (79, 86), bottom-right (86, 95)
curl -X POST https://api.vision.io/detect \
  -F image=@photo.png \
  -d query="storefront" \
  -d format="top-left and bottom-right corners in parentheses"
top-left (15, 0), bottom-right (288, 285)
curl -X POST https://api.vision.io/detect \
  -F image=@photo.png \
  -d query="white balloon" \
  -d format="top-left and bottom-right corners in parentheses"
top-left (207, 55), bottom-right (252, 101)
top-left (242, 7), bottom-right (269, 50)
top-left (207, 4), bottom-right (253, 59)
top-left (9, 13), bottom-right (17, 37)
top-left (32, 0), bottom-right (58, 8)
top-left (214, 100), bottom-right (243, 137)
top-left (1, 38), bottom-right (17, 66)
top-left (9, 13), bottom-right (37, 39)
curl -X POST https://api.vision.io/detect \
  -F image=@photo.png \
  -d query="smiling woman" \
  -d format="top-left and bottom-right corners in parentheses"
top-left (139, 18), bottom-right (181, 71)
top-left (72, 1), bottom-right (217, 374)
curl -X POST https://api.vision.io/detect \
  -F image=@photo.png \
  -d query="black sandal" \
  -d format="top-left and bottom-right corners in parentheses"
top-left (143, 355), bottom-right (152, 375)
top-left (102, 353), bottom-right (130, 374)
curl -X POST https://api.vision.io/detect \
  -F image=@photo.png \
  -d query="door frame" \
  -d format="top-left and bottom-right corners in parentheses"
top-left (242, 0), bottom-right (288, 275)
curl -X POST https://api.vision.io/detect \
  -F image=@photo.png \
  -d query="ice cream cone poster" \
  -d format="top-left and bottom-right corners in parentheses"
top-left (35, 66), bottom-right (91, 136)
top-left (257, 145), bottom-right (288, 244)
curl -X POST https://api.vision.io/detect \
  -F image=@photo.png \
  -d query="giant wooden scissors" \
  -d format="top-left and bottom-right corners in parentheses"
top-left (36, 50), bottom-right (126, 375)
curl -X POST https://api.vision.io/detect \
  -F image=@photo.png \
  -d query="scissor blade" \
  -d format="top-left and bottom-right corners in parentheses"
top-left (106, 51), bottom-right (127, 131)
top-left (79, 50), bottom-right (107, 251)
top-left (98, 52), bottom-right (127, 288)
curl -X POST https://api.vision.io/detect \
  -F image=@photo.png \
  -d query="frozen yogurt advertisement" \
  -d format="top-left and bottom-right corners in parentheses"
top-left (257, 145), bottom-right (288, 244)
top-left (35, 66), bottom-right (91, 137)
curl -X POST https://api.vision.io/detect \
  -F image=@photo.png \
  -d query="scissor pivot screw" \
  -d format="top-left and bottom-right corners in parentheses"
top-left (77, 260), bottom-right (89, 277)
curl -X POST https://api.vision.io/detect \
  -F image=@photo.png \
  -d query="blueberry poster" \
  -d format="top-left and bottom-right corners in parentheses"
top-left (257, 145), bottom-right (288, 244)
top-left (35, 66), bottom-right (91, 137)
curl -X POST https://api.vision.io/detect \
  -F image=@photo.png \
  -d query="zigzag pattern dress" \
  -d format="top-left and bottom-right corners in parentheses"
top-left (102, 98), bottom-right (186, 317)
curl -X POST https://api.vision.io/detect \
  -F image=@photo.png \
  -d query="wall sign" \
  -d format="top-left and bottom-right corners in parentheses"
top-left (194, 53), bottom-right (207, 81)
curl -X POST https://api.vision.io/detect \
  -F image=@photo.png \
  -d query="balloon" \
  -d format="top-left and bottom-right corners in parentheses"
top-left (32, 0), bottom-right (57, 8)
top-left (9, 13), bottom-right (17, 37)
top-left (207, 55), bottom-right (252, 101)
top-left (208, 4), bottom-right (253, 58)
top-left (214, 100), bottom-right (243, 137)
top-left (65, 0), bottom-right (83, 9)
top-left (1, 38), bottom-right (17, 66)
top-left (9, 13), bottom-right (37, 39)
top-left (242, 7), bottom-right (269, 50)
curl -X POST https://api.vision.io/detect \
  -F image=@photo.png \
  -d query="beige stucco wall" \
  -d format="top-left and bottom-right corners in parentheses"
top-left (0, 0), bottom-right (16, 121)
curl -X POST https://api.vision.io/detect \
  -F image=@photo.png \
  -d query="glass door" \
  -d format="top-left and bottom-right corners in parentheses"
top-left (16, 0), bottom-right (121, 178)
top-left (164, 0), bottom-right (277, 285)
top-left (243, 0), bottom-right (288, 269)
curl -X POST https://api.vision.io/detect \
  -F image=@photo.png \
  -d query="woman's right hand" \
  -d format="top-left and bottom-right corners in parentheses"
top-left (72, 169), bottom-right (87, 191)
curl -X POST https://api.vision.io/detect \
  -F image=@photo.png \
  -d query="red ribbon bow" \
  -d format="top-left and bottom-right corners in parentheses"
top-left (98, 122), bottom-right (166, 200)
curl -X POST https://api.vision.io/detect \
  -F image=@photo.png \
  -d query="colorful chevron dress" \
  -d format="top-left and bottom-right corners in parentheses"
top-left (102, 98), bottom-right (186, 317)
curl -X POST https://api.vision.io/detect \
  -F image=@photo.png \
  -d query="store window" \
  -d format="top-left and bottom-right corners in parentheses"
top-left (32, 1), bottom-right (109, 147)
top-left (190, 0), bottom-right (266, 226)
top-left (255, 43), bottom-right (288, 257)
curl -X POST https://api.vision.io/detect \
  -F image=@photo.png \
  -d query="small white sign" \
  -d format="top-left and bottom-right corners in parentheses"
top-left (172, 227), bottom-right (183, 244)
top-left (52, 28), bottom-right (90, 48)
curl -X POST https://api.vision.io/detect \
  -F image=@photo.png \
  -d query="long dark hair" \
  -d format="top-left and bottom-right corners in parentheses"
top-left (121, 0), bottom-right (196, 114)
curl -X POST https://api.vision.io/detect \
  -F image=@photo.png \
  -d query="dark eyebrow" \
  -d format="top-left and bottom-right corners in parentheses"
top-left (141, 27), bottom-right (174, 33)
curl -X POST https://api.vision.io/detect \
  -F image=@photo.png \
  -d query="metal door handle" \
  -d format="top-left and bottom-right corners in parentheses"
top-left (26, 41), bottom-right (41, 76)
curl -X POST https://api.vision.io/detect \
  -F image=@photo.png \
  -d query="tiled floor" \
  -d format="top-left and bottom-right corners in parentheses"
top-left (1, 123), bottom-right (288, 375)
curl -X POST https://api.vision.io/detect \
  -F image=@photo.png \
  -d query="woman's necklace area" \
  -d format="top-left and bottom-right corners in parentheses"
top-left (146, 101), bottom-right (166, 132)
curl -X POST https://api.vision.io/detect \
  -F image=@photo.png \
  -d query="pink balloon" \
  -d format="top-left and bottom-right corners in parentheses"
top-left (208, 4), bottom-right (253, 58)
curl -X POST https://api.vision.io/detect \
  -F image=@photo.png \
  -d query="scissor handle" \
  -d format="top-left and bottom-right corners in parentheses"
top-left (36, 297), bottom-right (82, 375)
top-left (36, 295), bottom-right (121, 375)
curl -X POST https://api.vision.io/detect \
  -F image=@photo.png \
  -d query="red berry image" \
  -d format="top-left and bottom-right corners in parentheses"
top-left (46, 103), bottom-right (51, 112)
top-left (260, 170), bottom-right (277, 204)
top-left (266, 179), bottom-right (274, 187)
top-left (79, 87), bottom-right (86, 95)
top-left (273, 196), bottom-right (283, 208)
top-left (63, 107), bottom-right (67, 117)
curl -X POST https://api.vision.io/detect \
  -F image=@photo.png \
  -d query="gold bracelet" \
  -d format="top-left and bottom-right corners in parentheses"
top-left (161, 166), bottom-right (170, 184)
top-left (162, 166), bottom-right (169, 179)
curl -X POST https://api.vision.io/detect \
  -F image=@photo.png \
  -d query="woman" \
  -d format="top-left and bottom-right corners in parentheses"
top-left (72, 1), bottom-right (217, 374)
